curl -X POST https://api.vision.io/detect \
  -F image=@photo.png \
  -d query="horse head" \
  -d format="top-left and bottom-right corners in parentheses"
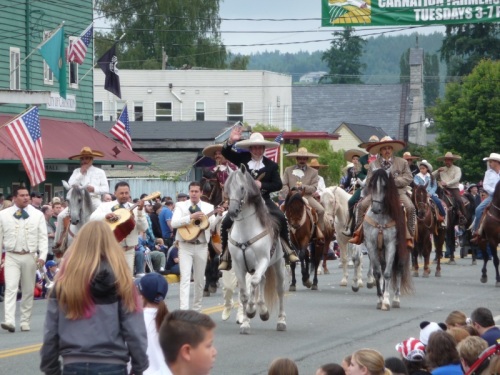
top-left (284, 190), bottom-right (306, 229)
top-left (225, 168), bottom-right (247, 219)
top-left (64, 181), bottom-right (92, 226)
top-left (413, 183), bottom-right (429, 220)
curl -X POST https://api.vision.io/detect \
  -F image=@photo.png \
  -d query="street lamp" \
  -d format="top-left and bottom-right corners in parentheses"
top-left (424, 118), bottom-right (434, 128)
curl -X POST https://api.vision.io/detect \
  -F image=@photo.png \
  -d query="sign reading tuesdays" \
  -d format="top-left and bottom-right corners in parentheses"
top-left (321, 0), bottom-right (500, 26)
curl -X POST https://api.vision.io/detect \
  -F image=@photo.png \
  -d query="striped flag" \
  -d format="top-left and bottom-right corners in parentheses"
top-left (6, 107), bottom-right (46, 186)
top-left (110, 105), bottom-right (133, 169)
top-left (68, 23), bottom-right (93, 65)
top-left (264, 130), bottom-right (284, 162)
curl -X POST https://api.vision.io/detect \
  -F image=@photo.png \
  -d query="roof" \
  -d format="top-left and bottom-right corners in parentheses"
top-left (334, 123), bottom-right (388, 142)
top-left (0, 115), bottom-right (149, 166)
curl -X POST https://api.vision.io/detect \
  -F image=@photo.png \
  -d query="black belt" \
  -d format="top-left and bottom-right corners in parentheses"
top-left (10, 250), bottom-right (30, 255)
top-left (186, 239), bottom-right (203, 245)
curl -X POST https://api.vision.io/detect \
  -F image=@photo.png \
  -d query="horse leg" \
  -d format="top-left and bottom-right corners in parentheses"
top-left (247, 259), bottom-right (269, 318)
top-left (391, 270), bottom-right (401, 309)
top-left (351, 246), bottom-right (362, 292)
top-left (274, 259), bottom-right (287, 331)
top-left (300, 249), bottom-right (312, 288)
top-left (257, 275), bottom-right (269, 322)
top-left (340, 243), bottom-right (349, 287)
top-left (433, 228), bottom-right (444, 277)
top-left (491, 242), bottom-right (500, 287)
top-left (203, 260), bottom-right (211, 297)
top-left (310, 242), bottom-right (320, 291)
top-left (423, 237), bottom-right (432, 278)
top-left (289, 261), bottom-right (297, 292)
top-left (411, 245), bottom-right (419, 277)
top-left (237, 281), bottom-right (251, 334)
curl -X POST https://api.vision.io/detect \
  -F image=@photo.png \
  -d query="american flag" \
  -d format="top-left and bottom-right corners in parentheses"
top-left (110, 105), bottom-right (133, 169)
top-left (68, 24), bottom-right (93, 65)
top-left (264, 130), bottom-right (284, 162)
top-left (6, 107), bottom-right (46, 186)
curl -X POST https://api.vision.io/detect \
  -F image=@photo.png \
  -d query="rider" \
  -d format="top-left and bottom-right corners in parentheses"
top-left (280, 147), bottom-right (325, 241)
top-left (218, 127), bottom-right (299, 271)
top-left (349, 136), bottom-right (416, 249)
top-left (308, 159), bottom-right (327, 199)
top-left (403, 152), bottom-right (420, 178)
top-left (432, 152), bottom-right (467, 224)
top-left (414, 160), bottom-right (447, 227)
top-left (202, 144), bottom-right (237, 190)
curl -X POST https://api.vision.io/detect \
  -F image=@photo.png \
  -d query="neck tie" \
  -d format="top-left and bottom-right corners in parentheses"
top-left (14, 209), bottom-right (29, 220)
top-left (120, 203), bottom-right (126, 209)
top-left (381, 159), bottom-right (392, 170)
top-left (189, 204), bottom-right (201, 214)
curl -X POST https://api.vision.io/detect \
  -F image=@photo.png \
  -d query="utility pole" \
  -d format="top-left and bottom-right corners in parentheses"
top-left (162, 47), bottom-right (168, 70)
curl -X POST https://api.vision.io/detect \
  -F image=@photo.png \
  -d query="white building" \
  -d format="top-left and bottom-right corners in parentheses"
top-left (94, 69), bottom-right (292, 130)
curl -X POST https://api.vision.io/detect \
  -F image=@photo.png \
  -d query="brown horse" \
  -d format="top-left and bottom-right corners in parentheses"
top-left (284, 190), bottom-right (322, 291)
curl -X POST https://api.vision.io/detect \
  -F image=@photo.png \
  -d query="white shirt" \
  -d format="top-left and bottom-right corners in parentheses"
top-left (248, 158), bottom-right (265, 171)
top-left (317, 175), bottom-right (326, 195)
top-left (171, 200), bottom-right (219, 243)
top-left (143, 307), bottom-right (171, 375)
top-left (68, 165), bottom-right (109, 197)
top-left (483, 167), bottom-right (500, 195)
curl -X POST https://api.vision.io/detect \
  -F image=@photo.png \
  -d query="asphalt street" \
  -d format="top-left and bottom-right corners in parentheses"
top-left (1, 253), bottom-right (499, 374)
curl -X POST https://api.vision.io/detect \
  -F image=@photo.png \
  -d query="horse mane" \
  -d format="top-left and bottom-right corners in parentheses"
top-left (493, 182), bottom-right (500, 203)
top-left (284, 190), bottom-right (302, 207)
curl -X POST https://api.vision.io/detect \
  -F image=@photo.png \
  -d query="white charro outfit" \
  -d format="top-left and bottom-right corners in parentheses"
top-left (171, 199), bottom-right (220, 311)
top-left (90, 200), bottom-right (148, 274)
top-left (0, 205), bottom-right (48, 331)
top-left (68, 165), bottom-right (109, 210)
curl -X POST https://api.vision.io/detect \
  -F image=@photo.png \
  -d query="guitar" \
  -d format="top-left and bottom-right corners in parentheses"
top-left (177, 207), bottom-right (221, 242)
top-left (107, 192), bottom-right (161, 242)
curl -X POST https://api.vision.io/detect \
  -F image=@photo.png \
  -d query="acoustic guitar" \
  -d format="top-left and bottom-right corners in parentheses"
top-left (177, 208), bottom-right (220, 242)
top-left (107, 192), bottom-right (161, 242)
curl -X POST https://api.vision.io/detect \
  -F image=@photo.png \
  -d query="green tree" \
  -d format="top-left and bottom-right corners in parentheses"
top-left (424, 53), bottom-right (440, 107)
top-left (228, 55), bottom-right (250, 70)
top-left (434, 60), bottom-right (500, 182)
top-left (95, 0), bottom-right (226, 69)
top-left (321, 27), bottom-right (366, 84)
top-left (399, 49), bottom-right (410, 83)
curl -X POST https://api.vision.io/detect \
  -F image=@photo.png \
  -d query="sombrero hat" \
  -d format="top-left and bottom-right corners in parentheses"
top-left (437, 151), bottom-right (462, 161)
top-left (418, 160), bottom-right (433, 173)
top-left (235, 132), bottom-right (279, 150)
top-left (482, 153), bottom-right (500, 163)
top-left (403, 152), bottom-right (419, 160)
top-left (366, 136), bottom-right (406, 155)
top-left (69, 146), bottom-right (105, 160)
top-left (286, 147), bottom-right (319, 159)
top-left (344, 149), bottom-right (367, 162)
top-left (358, 135), bottom-right (380, 149)
top-left (309, 158), bottom-right (327, 169)
top-left (202, 144), bottom-right (223, 159)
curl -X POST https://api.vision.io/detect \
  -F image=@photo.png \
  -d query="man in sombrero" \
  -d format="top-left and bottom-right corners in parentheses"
top-left (202, 144), bottom-right (237, 190)
top-left (309, 158), bottom-right (327, 198)
top-left (350, 136), bottom-right (416, 248)
top-left (403, 151), bottom-right (420, 178)
top-left (218, 127), bottom-right (299, 271)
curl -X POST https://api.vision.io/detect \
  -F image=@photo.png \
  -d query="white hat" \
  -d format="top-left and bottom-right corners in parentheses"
top-left (418, 160), bottom-right (433, 173)
top-left (483, 153), bottom-right (500, 163)
top-left (235, 133), bottom-right (279, 150)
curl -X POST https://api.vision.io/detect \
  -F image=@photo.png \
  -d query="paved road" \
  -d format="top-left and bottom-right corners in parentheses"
top-left (1, 254), bottom-right (499, 374)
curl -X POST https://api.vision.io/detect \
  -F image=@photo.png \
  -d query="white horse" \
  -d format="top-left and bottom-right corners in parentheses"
top-left (322, 186), bottom-right (374, 291)
top-left (225, 166), bottom-right (287, 334)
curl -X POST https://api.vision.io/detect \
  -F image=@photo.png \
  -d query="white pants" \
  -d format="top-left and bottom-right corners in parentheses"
top-left (222, 269), bottom-right (238, 308)
top-left (179, 242), bottom-right (208, 311)
top-left (3, 252), bottom-right (37, 326)
top-left (124, 249), bottom-right (135, 275)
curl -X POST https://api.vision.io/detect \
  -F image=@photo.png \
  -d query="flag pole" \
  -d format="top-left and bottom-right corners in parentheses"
top-left (279, 143), bottom-right (284, 177)
top-left (0, 106), bottom-right (37, 131)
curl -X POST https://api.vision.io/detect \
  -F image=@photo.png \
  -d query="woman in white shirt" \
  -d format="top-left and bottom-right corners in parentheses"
top-left (414, 160), bottom-right (446, 225)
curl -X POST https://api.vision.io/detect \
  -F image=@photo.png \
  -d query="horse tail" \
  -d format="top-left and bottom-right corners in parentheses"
top-left (264, 265), bottom-right (278, 314)
top-left (392, 242), bottom-right (414, 295)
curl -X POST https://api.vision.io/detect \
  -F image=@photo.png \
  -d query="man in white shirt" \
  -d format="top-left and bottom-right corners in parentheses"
top-left (90, 181), bottom-right (148, 274)
top-left (0, 187), bottom-right (47, 333)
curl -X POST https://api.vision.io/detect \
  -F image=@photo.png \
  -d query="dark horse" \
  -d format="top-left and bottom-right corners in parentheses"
top-left (200, 173), bottom-right (224, 297)
top-left (284, 190), bottom-right (322, 291)
top-left (476, 182), bottom-right (500, 287)
top-left (412, 184), bottom-right (445, 277)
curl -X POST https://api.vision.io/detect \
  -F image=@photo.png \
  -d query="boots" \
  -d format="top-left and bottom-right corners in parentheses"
top-left (348, 225), bottom-right (362, 245)
top-left (341, 208), bottom-right (354, 237)
top-left (282, 237), bottom-right (299, 263)
top-left (218, 247), bottom-right (232, 271)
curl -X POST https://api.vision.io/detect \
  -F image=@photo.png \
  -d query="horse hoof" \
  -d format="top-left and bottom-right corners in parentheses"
top-left (303, 280), bottom-right (312, 288)
top-left (323, 268), bottom-right (330, 274)
top-left (277, 322), bottom-right (287, 331)
top-left (203, 290), bottom-right (210, 297)
top-left (472, 260), bottom-right (477, 266)
top-left (311, 284), bottom-right (318, 291)
top-left (367, 282), bottom-right (375, 289)
top-left (423, 271), bottom-right (430, 278)
top-left (376, 302), bottom-right (382, 310)
top-left (412, 271), bottom-right (419, 277)
top-left (240, 325), bottom-right (251, 335)
top-left (392, 301), bottom-right (400, 308)
top-left (352, 286), bottom-right (359, 293)
top-left (208, 285), bottom-right (217, 294)
top-left (340, 277), bottom-right (348, 287)
top-left (246, 310), bottom-right (256, 319)
top-left (289, 285), bottom-right (296, 292)
top-left (381, 304), bottom-right (391, 311)
top-left (260, 311), bottom-right (270, 321)
top-left (358, 280), bottom-right (364, 288)
top-left (435, 270), bottom-right (441, 277)
top-left (481, 276), bottom-right (487, 284)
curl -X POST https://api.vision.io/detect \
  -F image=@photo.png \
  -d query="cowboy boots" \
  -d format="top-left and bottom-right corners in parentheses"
top-left (280, 225), bottom-right (299, 263)
top-left (348, 225), bottom-right (363, 245)
top-left (341, 207), bottom-right (354, 237)
top-left (218, 225), bottom-right (232, 271)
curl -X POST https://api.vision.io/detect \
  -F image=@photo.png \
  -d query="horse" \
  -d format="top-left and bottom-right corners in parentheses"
top-left (362, 169), bottom-right (413, 310)
top-left (53, 181), bottom-right (93, 257)
top-left (283, 190), bottom-right (320, 291)
top-left (477, 182), bottom-right (500, 287)
top-left (224, 165), bottom-right (287, 334)
top-left (322, 186), bottom-right (373, 291)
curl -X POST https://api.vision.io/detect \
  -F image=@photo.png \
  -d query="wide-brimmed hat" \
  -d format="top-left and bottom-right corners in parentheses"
top-left (309, 158), bottom-right (327, 169)
top-left (342, 162), bottom-right (354, 173)
top-left (467, 183), bottom-right (478, 192)
top-left (344, 149), bottom-right (367, 162)
top-left (69, 146), bottom-right (105, 160)
top-left (235, 132), bottom-right (279, 150)
top-left (418, 160), bottom-right (433, 173)
top-left (403, 152), bottom-right (419, 160)
top-left (202, 144), bottom-right (223, 159)
top-left (483, 153), bottom-right (500, 163)
top-left (366, 136), bottom-right (406, 155)
top-left (395, 337), bottom-right (426, 362)
top-left (358, 135), bottom-right (380, 149)
top-left (437, 151), bottom-right (462, 161)
top-left (287, 147), bottom-right (319, 159)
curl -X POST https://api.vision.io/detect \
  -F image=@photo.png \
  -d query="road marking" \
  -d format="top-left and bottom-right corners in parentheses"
top-left (0, 343), bottom-right (42, 358)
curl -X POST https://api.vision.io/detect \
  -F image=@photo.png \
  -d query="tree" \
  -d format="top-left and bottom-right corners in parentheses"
top-left (321, 27), bottom-right (366, 84)
top-left (228, 55), bottom-right (250, 70)
top-left (399, 49), bottom-right (410, 83)
top-left (434, 60), bottom-right (500, 182)
top-left (440, 24), bottom-right (500, 79)
top-left (95, 0), bottom-right (226, 69)
top-left (424, 53), bottom-right (439, 107)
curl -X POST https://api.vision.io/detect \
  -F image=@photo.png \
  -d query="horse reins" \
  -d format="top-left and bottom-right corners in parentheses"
top-left (363, 214), bottom-right (396, 251)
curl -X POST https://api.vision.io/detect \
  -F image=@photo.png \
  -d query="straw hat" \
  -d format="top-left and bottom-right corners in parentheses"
top-left (483, 153), bottom-right (500, 163)
top-left (342, 162), bottom-right (354, 173)
top-left (366, 136), bottom-right (406, 155)
top-left (309, 158), bottom-right (327, 169)
top-left (69, 146), bottom-right (105, 160)
top-left (437, 151), bottom-right (462, 161)
top-left (344, 149), bottom-right (367, 162)
top-left (403, 152), bottom-right (419, 160)
top-left (235, 133), bottom-right (279, 150)
top-left (202, 144), bottom-right (223, 159)
top-left (286, 147), bottom-right (319, 159)
top-left (358, 135), bottom-right (380, 149)
top-left (418, 160), bottom-right (433, 173)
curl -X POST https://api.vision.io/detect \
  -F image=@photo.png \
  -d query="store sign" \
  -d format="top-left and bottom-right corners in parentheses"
top-left (47, 93), bottom-right (77, 112)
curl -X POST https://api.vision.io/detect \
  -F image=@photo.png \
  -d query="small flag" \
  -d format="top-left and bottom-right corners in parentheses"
top-left (97, 42), bottom-right (121, 98)
top-left (6, 107), bottom-right (46, 186)
top-left (110, 106), bottom-right (133, 169)
top-left (264, 130), bottom-right (284, 163)
top-left (68, 23), bottom-right (93, 65)
top-left (38, 26), bottom-right (66, 99)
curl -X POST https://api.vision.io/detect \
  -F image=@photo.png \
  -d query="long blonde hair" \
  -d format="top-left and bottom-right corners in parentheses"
top-left (352, 349), bottom-right (392, 375)
top-left (54, 221), bottom-right (138, 319)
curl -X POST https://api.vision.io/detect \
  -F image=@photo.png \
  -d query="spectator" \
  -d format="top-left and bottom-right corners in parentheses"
top-left (470, 307), bottom-right (500, 346)
top-left (316, 363), bottom-right (346, 375)
top-left (268, 357), bottom-right (299, 375)
top-left (395, 337), bottom-right (430, 375)
top-left (166, 242), bottom-right (180, 276)
top-left (136, 234), bottom-right (166, 275)
top-left (159, 310), bottom-right (217, 375)
top-left (483, 355), bottom-right (500, 375)
top-left (385, 357), bottom-right (409, 375)
top-left (30, 191), bottom-right (43, 210)
top-left (40, 221), bottom-right (148, 375)
top-left (42, 205), bottom-right (56, 262)
top-left (456, 336), bottom-right (488, 374)
top-left (102, 193), bottom-right (113, 202)
top-left (154, 238), bottom-right (169, 257)
top-left (447, 327), bottom-right (470, 344)
top-left (341, 355), bottom-right (352, 374)
top-left (350, 349), bottom-right (391, 375)
top-left (445, 310), bottom-right (468, 328)
top-left (150, 202), bottom-right (163, 239)
top-left (425, 331), bottom-right (462, 375)
top-left (159, 200), bottom-right (175, 247)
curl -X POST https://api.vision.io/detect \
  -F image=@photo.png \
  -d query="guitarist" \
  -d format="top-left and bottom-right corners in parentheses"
top-left (171, 181), bottom-right (224, 311)
top-left (90, 182), bottom-right (148, 275)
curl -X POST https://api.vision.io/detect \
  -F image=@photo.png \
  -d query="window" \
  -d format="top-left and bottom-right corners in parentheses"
top-left (94, 102), bottom-right (103, 121)
top-left (116, 101), bottom-right (126, 121)
top-left (43, 31), bottom-right (53, 84)
top-left (68, 37), bottom-right (78, 88)
top-left (227, 102), bottom-right (243, 122)
top-left (156, 102), bottom-right (172, 121)
top-left (134, 102), bottom-right (143, 121)
top-left (10, 47), bottom-right (20, 90)
top-left (195, 101), bottom-right (205, 121)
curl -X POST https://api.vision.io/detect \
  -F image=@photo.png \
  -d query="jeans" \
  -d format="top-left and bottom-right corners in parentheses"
top-left (63, 362), bottom-right (127, 375)
top-left (473, 195), bottom-right (492, 232)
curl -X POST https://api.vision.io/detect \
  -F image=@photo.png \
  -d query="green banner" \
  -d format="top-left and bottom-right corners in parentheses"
top-left (321, 0), bottom-right (500, 26)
